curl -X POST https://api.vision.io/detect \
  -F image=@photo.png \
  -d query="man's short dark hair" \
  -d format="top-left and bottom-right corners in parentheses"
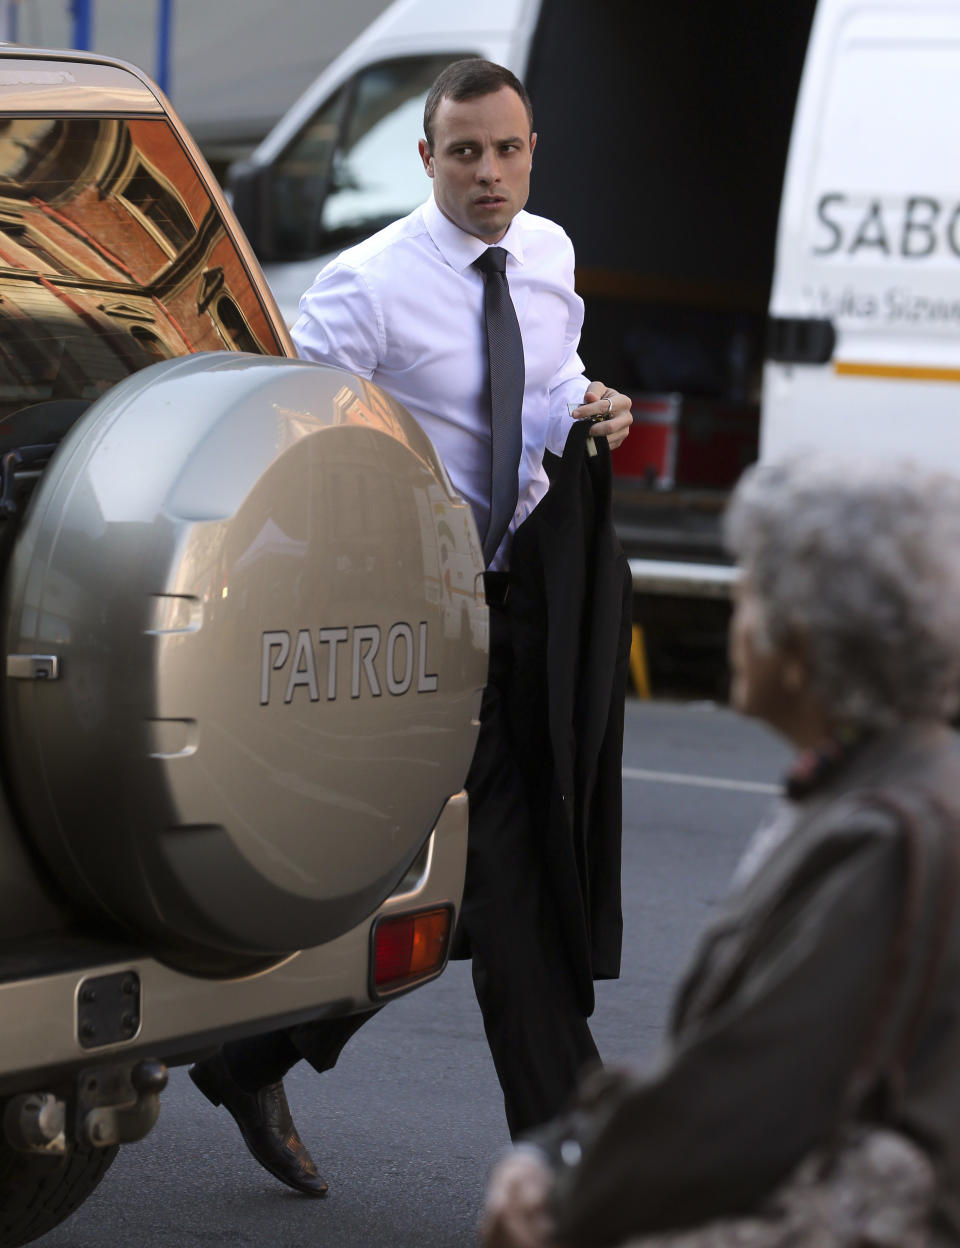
top-left (423, 58), bottom-right (534, 151)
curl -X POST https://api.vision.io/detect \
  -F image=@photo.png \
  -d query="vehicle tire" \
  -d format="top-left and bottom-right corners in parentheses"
top-left (0, 1131), bottom-right (117, 1247)
top-left (2, 356), bottom-right (486, 969)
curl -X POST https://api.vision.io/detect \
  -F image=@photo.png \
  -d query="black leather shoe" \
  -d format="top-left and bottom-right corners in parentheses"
top-left (189, 1052), bottom-right (328, 1197)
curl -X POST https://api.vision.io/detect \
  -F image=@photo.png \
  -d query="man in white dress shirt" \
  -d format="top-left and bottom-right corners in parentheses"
top-left (190, 58), bottom-right (632, 1197)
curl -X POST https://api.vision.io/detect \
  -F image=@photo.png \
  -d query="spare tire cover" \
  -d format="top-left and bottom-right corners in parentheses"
top-left (1, 353), bottom-right (486, 961)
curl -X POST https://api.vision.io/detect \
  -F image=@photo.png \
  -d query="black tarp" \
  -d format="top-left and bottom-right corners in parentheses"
top-left (525, 0), bottom-right (816, 297)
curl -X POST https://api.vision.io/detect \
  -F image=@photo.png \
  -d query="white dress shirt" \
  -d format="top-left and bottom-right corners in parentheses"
top-left (292, 194), bottom-right (589, 569)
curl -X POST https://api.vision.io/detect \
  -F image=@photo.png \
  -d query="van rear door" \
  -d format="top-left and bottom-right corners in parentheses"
top-left (763, 0), bottom-right (960, 467)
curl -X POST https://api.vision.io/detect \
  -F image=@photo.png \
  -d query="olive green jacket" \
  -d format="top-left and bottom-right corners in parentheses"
top-left (535, 723), bottom-right (960, 1246)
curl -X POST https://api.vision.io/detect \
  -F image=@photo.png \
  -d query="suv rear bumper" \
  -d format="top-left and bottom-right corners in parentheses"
top-left (0, 792), bottom-right (468, 1095)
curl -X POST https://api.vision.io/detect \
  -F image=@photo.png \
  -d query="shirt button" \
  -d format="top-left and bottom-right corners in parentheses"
top-left (560, 1139), bottom-right (582, 1166)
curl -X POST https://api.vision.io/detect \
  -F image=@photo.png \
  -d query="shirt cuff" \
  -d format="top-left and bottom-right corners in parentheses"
top-left (547, 375), bottom-right (589, 456)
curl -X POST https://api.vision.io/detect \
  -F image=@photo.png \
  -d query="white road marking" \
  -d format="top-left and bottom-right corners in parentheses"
top-left (622, 767), bottom-right (780, 796)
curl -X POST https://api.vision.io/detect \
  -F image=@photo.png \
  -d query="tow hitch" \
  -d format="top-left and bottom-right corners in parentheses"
top-left (3, 1058), bottom-right (168, 1154)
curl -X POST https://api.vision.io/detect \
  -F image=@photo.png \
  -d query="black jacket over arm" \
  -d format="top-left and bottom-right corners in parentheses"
top-left (507, 419), bottom-right (633, 1016)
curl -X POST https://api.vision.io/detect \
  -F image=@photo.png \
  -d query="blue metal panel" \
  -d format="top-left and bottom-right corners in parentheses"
top-left (69, 0), bottom-right (93, 49)
top-left (156, 0), bottom-right (174, 95)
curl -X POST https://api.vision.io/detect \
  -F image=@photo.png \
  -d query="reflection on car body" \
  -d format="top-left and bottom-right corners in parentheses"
top-left (0, 113), bottom-right (283, 422)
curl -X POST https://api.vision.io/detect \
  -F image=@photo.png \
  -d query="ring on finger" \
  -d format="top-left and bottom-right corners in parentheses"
top-left (604, 397), bottom-right (613, 415)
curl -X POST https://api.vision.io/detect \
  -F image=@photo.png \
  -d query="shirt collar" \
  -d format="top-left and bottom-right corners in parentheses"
top-left (422, 194), bottom-right (526, 274)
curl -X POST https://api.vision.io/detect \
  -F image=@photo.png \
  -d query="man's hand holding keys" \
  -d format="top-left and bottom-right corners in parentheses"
top-left (568, 380), bottom-right (632, 451)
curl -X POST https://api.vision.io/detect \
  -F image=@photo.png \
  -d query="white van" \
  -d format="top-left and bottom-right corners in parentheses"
top-left (229, 0), bottom-right (960, 575)
top-left (763, 2), bottom-right (960, 469)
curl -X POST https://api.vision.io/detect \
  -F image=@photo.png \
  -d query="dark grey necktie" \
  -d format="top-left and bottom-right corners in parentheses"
top-left (474, 246), bottom-right (524, 566)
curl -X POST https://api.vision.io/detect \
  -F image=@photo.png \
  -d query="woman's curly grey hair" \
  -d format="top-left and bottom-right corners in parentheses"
top-left (724, 455), bottom-right (960, 730)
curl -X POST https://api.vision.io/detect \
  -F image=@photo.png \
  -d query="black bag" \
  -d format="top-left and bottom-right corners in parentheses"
top-left (617, 1123), bottom-right (933, 1247)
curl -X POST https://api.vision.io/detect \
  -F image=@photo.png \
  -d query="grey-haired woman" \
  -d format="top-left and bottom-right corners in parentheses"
top-left (483, 456), bottom-right (960, 1248)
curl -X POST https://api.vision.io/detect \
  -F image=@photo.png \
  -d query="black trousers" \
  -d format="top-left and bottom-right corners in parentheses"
top-left (222, 603), bottom-right (599, 1139)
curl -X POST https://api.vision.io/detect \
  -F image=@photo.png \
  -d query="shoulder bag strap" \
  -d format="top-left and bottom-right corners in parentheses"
top-left (848, 789), bottom-right (960, 1109)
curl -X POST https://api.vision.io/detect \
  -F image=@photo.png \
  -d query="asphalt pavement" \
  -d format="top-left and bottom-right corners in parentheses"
top-left (37, 700), bottom-right (791, 1248)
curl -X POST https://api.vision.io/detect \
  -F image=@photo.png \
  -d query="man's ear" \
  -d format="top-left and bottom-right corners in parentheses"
top-left (530, 131), bottom-right (537, 158)
top-left (418, 139), bottom-right (434, 177)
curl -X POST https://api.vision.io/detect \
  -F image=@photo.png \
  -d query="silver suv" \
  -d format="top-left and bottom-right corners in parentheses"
top-left (0, 48), bottom-right (485, 1245)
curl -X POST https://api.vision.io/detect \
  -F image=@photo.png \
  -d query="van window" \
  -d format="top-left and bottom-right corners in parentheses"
top-left (0, 115), bottom-right (285, 427)
top-left (270, 84), bottom-right (349, 257)
top-left (270, 54), bottom-right (468, 258)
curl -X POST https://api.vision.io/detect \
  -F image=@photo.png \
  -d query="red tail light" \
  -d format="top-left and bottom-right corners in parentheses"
top-left (371, 906), bottom-right (453, 997)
